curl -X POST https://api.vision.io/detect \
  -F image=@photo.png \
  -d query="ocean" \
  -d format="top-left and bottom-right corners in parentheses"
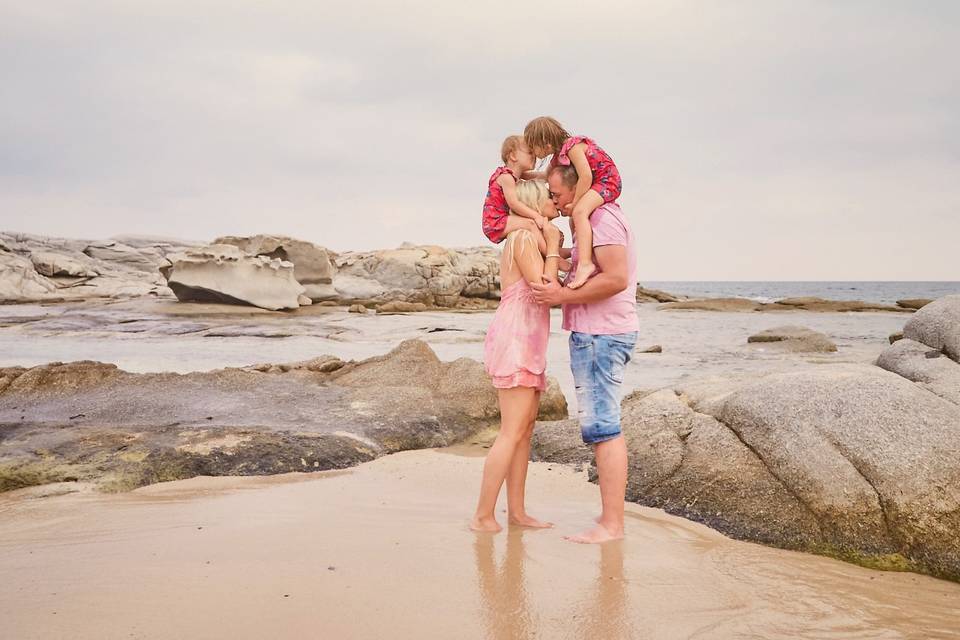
top-left (642, 282), bottom-right (960, 305)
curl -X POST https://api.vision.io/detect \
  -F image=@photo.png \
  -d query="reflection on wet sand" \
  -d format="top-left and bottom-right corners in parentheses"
top-left (475, 530), bottom-right (535, 640)
top-left (576, 541), bottom-right (631, 640)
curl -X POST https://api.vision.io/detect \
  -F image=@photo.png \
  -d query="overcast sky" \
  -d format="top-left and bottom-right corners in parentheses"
top-left (1, 1), bottom-right (957, 279)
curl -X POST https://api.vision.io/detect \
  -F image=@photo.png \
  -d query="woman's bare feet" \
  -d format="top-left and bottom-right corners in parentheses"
top-left (470, 516), bottom-right (503, 533)
top-left (563, 522), bottom-right (623, 544)
top-left (567, 262), bottom-right (596, 289)
top-left (508, 513), bottom-right (554, 529)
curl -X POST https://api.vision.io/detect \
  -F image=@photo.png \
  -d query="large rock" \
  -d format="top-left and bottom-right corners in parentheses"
top-left (215, 235), bottom-right (336, 301)
top-left (29, 251), bottom-right (100, 278)
top-left (747, 326), bottom-right (838, 352)
top-left (533, 365), bottom-right (960, 581)
top-left (162, 244), bottom-right (306, 311)
top-left (0, 252), bottom-right (58, 302)
top-left (877, 338), bottom-right (960, 407)
top-left (0, 340), bottom-right (566, 493)
top-left (903, 295), bottom-right (960, 363)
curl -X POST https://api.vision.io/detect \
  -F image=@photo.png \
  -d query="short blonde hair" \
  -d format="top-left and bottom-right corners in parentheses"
top-left (500, 135), bottom-right (526, 164)
top-left (524, 116), bottom-right (570, 155)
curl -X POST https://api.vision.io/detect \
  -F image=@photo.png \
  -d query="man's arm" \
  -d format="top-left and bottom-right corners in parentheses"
top-left (530, 244), bottom-right (629, 306)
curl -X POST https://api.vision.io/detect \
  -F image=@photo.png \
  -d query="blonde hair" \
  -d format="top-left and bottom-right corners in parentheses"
top-left (500, 135), bottom-right (525, 164)
top-left (524, 116), bottom-right (570, 155)
top-left (503, 180), bottom-right (549, 265)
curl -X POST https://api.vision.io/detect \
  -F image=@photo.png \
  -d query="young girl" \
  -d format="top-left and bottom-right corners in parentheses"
top-left (482, 136), bottom-right (547, 246)
top-left (524, 116), bottom-right (622, 289)
top-left (472, 180), bottom-right (562, 533)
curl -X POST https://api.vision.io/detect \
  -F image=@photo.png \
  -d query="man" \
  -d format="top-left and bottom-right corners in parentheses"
top-left (530, 163), bottom-right (639, 544)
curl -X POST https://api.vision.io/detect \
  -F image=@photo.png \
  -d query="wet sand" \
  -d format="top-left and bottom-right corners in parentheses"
top-left (1, 447), bottom-right (958, 640)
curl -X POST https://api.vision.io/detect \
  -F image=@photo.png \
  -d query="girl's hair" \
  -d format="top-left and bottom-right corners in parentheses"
top-left (500, 135), bottom-right (525, 164)
top-left (524, 116), bottom-right (569, 154)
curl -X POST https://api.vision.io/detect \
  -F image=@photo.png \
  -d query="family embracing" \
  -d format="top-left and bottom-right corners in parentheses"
top-left (472, 116), bottom-right (640, 544)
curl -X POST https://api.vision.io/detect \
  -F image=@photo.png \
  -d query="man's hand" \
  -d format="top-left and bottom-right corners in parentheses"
top-left (530, 278), bottom-right (566, 307)
top-left (535, 215), bottom-right (547, 230)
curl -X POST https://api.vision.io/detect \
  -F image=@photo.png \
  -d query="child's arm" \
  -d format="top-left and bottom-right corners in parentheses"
top-left (520, 170), bottom-right (546, 180)
top-left (498, 174), bottom-right (545, 228)
top-left (565, 143), bottom-right (594, 212)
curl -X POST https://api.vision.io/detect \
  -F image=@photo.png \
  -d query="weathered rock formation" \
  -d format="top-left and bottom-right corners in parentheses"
top-left (661, 297), bottom-right (911, 313)
top-left (161, 244), bottom-right (306, 311)
top-left (0, 340), bottom-right (566, 493)
top-left (215, 235), bottom-right (337, 301)
top-left (747, 326), bottom-right (838, 352)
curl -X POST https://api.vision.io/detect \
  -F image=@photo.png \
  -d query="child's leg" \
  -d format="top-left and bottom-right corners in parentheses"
top-left (505, 391), bottom-right (553, 528)
top-left (503, 216), bottom-right (547, 254)
top-left (471, 386), bottom-right (539, 532)
top-left (568, 190), bottom-right (604, 289)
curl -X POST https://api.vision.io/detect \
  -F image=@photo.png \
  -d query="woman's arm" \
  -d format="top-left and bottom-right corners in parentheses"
top-left (566, 144), bottom-right (593, 209)
top-left (498, 175), bottom-right (545, 228)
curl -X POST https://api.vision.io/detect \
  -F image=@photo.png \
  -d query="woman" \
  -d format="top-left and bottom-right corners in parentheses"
top-left (471, 180), bottom-right (563, 533)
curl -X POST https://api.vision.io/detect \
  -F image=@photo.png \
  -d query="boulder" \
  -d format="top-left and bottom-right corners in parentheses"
top-left (348, 304), bottom-right (369, 314)
top-left (903, 295), bottom-right (960, 363)
top-left (377, 301), bottom-right (429, 313)
top-left (162, 244), bottom-right (306, 311)
top-left (215, 235), bottom-right (337, 301)
top-left (640, 344), bottom-right (663, 353)
top-left (897, 299), bottom-right (933, 310)
top-left (877, 338), bottom-right (960, 407)
top-left (636, 286), bottom-right (683, 303)
top-left (29, 251), bottom-right (99, 278)
top-left (889, 331), bottom-right (904, 344)
top-left (533, 365), bottom-right (960, 581)
top-left (0, 340), bottom-right (566, 493)
top-left (0, 252), bottom-right (58, 302)
top-left (747, 326), bottom-right (838, 353)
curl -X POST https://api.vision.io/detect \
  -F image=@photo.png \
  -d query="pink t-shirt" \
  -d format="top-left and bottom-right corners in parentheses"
top-left (562, 203), bottom-right (640, 335)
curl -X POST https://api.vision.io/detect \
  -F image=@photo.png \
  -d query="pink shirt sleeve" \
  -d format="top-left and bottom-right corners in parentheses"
top-left (591, 206), bottom-right (628, 247)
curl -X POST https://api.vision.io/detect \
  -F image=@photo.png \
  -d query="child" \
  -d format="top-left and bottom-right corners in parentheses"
top-left (482, 136), bottom-right (547, 246)
top-left (524, 116), bottom-right (622, 289)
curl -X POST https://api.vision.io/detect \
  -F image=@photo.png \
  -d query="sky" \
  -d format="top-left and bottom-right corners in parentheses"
top-left (1, 1), bottom-right (958, 280)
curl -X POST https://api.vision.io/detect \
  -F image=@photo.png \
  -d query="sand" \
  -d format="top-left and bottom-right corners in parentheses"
top-left (1, 446), bottom-right (958, 640)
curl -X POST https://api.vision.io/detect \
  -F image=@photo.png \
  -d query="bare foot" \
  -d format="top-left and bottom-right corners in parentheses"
top-left (564, 523), bottom-right (623, 544)
top-left (470, 516), bottom-right (503, 533)
top-left (567, 262), bottom-right (596, 289)
top-left (508, 514), bottom-right (555, 529)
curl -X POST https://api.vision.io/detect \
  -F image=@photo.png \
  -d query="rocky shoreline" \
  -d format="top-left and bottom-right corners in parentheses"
top-left (2, 231), bottom-right (934, 313)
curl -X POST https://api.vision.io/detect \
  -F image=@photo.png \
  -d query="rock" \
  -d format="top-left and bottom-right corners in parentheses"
top-left (162, 244), bottom-right (306, 311)
top-left (534, 365), bottom-right (960, 581)
top-left (877, 338), bottom-right (960, 407)
top-left (747, 326), bottom-right (838, 353)
top-left (0, 252), bottom-right (58, 302)
top-left (348, 304), bottom-right (369, 314)
top-left (640, 344), bottom-right (663, 353)
top-left (29, 251), bottom-right (99, 278)
top-left (297, 294), bottom-right (313, 306)
top-left (903, 295), bottom-right (960, 363)
top-left (661, 297), bottom-right (763, 312)
top-left (897, 299), bottom-right (933, 310)
top-left (376, 301), bottom-right (429, 313)
top-left (889, 331), bottom-right (904, 344)
top-left (215, 235), bottom-right (336, 301)
top-left (636, 286), bottom-right (683, 303)
top-left (0, 341), bottom-right (565, 493)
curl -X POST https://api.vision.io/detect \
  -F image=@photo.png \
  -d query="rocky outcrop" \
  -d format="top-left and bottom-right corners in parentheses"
top-left (661, 297), bottom-right (911, 313)
top-left (161, 245), bottom-right (306, 311)
top-left (902, 295), bottom-right (960, 362)
top-left (215, 235), bottom-right (336, 301)
top-left (747, 326), bottom-right (838, 352)
top-left (0, 340), bottom-right (567, 493)
top-left (0, 232), bottom-right (196, 303)
top-left (897, 298), bottom-right (933, 310)
top-left (636, 286), bottom-right (684, 303)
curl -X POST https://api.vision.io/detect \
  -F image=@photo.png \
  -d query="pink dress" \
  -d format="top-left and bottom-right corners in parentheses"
top-left (551, 135), bottom-right (622, 203)
top-left (484, 278), bottom-right (550, 391)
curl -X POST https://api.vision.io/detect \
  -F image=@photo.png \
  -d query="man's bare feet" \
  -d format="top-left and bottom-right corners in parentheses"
top-left (564, 522), bottom-right (623, 544)
top-left (470, 516), bottom-right (503, 533)
top-left (508, 514), bottom-right (554, 529)
top-left (567, 262), bottom-right (596, 289)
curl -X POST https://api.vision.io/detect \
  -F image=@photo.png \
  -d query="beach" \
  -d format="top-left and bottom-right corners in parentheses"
top-left (3, 446), bottom-right (959, 640)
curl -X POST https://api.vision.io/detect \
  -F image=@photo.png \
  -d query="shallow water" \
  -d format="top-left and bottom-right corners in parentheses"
top-left (0, 449), bottom-right (957, 639)
top-left (0, 299), bottom-right (908, 403)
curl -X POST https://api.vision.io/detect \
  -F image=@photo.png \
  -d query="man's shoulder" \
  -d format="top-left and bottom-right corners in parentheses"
top-left (591, 203), bottom-right (630, 244)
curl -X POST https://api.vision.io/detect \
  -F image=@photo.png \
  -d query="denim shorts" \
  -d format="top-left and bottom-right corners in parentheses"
top-left (569, 331), bottom-right (637, 444)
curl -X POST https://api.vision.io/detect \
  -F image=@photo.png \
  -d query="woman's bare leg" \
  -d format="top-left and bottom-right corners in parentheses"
top-left (471, 386), bottom-right (538, 532)
top-left (506, 391), bottom-right (553, 528)
top-left (567, 190), bottom-right (604, 289)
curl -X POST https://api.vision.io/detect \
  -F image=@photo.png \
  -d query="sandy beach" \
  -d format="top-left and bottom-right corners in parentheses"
top-left (2, 445), bottom-right (959, 640)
